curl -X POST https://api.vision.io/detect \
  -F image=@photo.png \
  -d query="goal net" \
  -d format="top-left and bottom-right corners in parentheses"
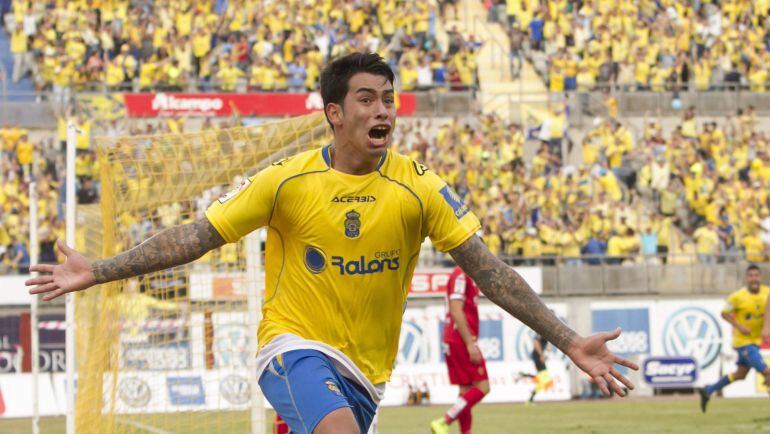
top-left (75, 113), bottom-right (330, 433)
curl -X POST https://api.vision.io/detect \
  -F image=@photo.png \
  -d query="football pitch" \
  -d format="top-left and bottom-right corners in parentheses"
top-left (1, 397), bottom-right (768, 433)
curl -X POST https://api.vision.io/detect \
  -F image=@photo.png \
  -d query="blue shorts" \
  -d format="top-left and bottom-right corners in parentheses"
top-left (259, 349), bottom-right (377, 434)
top-left (736, 344), bottom-right (768, 372)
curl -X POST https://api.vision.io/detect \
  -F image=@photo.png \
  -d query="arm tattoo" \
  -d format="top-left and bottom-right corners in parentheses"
top-left (92, 218), bottom-right (226, 284)
top-left (449, 235), bottom-right (578, 352)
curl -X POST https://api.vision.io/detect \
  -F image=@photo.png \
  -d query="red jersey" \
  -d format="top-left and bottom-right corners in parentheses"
top-left (443, 266), bottom-right (480, 343)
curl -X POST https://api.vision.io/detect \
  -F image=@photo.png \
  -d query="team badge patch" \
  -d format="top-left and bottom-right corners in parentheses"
top-left (344, 210), bottom-right (361, 239)
top-left (304, 246), bottom-right (327, 274)
top-left (218, 178), bottom-right (251, 204)
top-left (325, 380), bottom-right (342, 396)
top-left (439, 185), bottom-right (470, 219)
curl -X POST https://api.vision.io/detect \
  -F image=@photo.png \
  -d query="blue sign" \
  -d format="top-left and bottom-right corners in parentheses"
top-left (643, 357), bottom-right (698, 387)
top-left (167, 376), bottom-right (205, 405)
top-left (592, 308), bottom-right (650, 356)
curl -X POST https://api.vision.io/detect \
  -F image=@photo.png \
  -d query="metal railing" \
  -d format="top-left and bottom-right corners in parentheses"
top-left (501, 253), bottom-right (760, 297)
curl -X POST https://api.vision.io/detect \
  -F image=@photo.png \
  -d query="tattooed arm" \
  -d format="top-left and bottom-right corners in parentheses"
top-left (449, 235), bottom-right (638, 396)
top-left (27, 218), bottom-right (226, 301)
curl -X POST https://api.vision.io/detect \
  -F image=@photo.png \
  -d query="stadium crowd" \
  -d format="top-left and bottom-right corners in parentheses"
top-left (498, 0), bottom-right (770, 92)
top-left (5, 0), bottom-right (480, 95)
top-left (635, 105), bottom-right (770, 264)
top-left (6, 103), bottom-right (770, 273)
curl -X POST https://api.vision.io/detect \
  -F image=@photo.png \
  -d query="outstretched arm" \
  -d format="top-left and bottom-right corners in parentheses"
top-left (27, 218), bottom-right (226, 301)
top-left (449, 235), bottom-right (638, 396)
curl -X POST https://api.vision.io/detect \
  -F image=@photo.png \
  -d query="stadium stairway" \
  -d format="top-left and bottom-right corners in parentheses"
top-left (445, 0), bottom-right (548, 122)
top-left (0, 28), bottom-right (36, 101)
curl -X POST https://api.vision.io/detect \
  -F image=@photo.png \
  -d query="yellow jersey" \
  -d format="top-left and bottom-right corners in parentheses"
top-left (205, 146), bottom-right (480, 384)
top-left (723, 285), bottom-right (769, 347)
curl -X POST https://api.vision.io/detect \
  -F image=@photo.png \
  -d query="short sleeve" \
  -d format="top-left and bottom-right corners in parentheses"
top-left (204, 166), bottom-right (280, 243)
top-left (723, 292), bottom-right (738, 314)
top-left (422, 172), bottom-right (481, 252)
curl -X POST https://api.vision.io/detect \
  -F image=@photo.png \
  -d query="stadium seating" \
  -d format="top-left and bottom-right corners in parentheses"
top-left (3, 0), bottom-right (478, 92)
top-left (507, 0), bottom-right (770, 91)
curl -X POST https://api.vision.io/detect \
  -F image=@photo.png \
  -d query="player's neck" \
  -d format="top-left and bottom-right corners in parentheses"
top-left (329, 142), bottom-right (384, 175)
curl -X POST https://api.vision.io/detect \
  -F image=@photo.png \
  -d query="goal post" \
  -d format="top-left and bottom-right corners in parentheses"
top-left (72, 113), bottom-right (329, 433)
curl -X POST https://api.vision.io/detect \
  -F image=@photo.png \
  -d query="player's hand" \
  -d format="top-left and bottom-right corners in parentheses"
top-left (737, 325), bottom-right (751, 336)
top-left (26, 240), bottom-right (97, 301)
top-left (566, 328), bottom-right (639, 397)
top-left (763, 326), bottom-right (770, 345)
top-left (467, 342), bottom-right (483, 365)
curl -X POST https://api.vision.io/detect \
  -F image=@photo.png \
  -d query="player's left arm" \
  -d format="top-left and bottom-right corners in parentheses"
top-left (449, 235), bottom-right (639, 396)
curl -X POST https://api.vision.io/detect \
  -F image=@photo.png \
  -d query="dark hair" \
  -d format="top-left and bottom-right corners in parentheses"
top-left (320, 53), bottom-right (395, 129)
top-left (747, 264), bottom-right (760, 273)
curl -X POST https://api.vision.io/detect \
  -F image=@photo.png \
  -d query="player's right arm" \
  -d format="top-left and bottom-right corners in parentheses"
top-left (446, 272), bottom-right (482, 364)
top-left (28, 156), bottom-right (288, 302)
top-left (448, 298), bottom-right (482, 364)
top-left (721, 294), bottom-right (750, 336)
top-left (26, 218), bottom-right (225, 301)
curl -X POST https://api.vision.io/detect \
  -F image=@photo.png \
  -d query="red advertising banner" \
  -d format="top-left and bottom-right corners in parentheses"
top-left (123, 92), bottom-right (417, 117)
top-left (409, 269), bottom-right (452, 297)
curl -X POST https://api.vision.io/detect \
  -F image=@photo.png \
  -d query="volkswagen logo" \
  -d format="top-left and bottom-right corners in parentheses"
top-left (514, 318), bottom-right (569, 362)
top-left (662, 307), bottom-right (722, 369)
top-left (118, 378), bottom-right (151, 408)
top-left (220, 375), bottom-right (250, 405)
top-left (398, 321), bottom-right (427, 364)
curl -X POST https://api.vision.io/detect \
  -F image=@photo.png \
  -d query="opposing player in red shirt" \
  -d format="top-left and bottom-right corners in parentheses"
top-left (431, 266), bottom-right (490, 434)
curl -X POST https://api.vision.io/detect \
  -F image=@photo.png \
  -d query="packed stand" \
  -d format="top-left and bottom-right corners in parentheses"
top-left (4, 0), bottom-right (480, 96)
top-left (636, 105), bottom-right (770, 263)
top-left (394, 113), bottom-right (663, 265)
top-left (497, 0), bottom-right (770, 92)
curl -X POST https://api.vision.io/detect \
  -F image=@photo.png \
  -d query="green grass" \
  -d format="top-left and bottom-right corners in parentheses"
top-left (1, 397), bottom-right (768, 433)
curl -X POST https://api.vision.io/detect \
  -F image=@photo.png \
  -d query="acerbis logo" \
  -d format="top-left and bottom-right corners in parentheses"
top-left (331, 255), bottom-right (400, 275)
top-left (662, 307), bottom-right (722, 369)
top-left (220, 375), bottom-right (249, 405)
top-left (305, 246), bottom-right (327, 274)
top-left (332, 195), bottom-right (376, 203)
top-left (118, 378), bottom-right (151, 408)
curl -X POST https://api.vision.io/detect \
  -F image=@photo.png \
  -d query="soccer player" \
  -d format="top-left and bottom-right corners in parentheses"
top-left (28, 53), bottom-right (638, 434)
top-left (699, 264), bottom-right (770, 412)
top-left (527, 332), bottom-right (554, 404)
top-left (430, 266), bottom-right (489, 434)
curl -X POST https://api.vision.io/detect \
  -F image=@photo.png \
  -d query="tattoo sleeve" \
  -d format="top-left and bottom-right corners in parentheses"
top-left (449, 235), bottom-right (578, 352)
top-left (92, 218), bottom-right (226, 284)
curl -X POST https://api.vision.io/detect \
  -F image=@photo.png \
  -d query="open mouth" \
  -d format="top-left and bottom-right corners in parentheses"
top-left (368, 125), bottom-right (391, 143)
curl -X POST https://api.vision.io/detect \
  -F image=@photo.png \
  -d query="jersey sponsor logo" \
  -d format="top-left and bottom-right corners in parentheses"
top-left (330, 255), bottom-right (400, 275)
top-left (118, 378), bottom-right (152, 408)
top-left (220, 374), bottom-right (250, 405)
top-left (344, 210), bottom-right (361, 238)
top-left (662, 307), bottom-right (722, 369)
top-left (331, 195), bottom-right (376, 203)
top-left (439, 185), bottom-right (470, 219)
top-left (218, 178), bottom-right (251, 204)
top-left (304, 246), bottom-right (327, 273)
top-left (412, 161), bottom-right (429, 175)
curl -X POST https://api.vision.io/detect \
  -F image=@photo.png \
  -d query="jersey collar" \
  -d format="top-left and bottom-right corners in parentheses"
top-left (321, 144), bottom-right (387, 171)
